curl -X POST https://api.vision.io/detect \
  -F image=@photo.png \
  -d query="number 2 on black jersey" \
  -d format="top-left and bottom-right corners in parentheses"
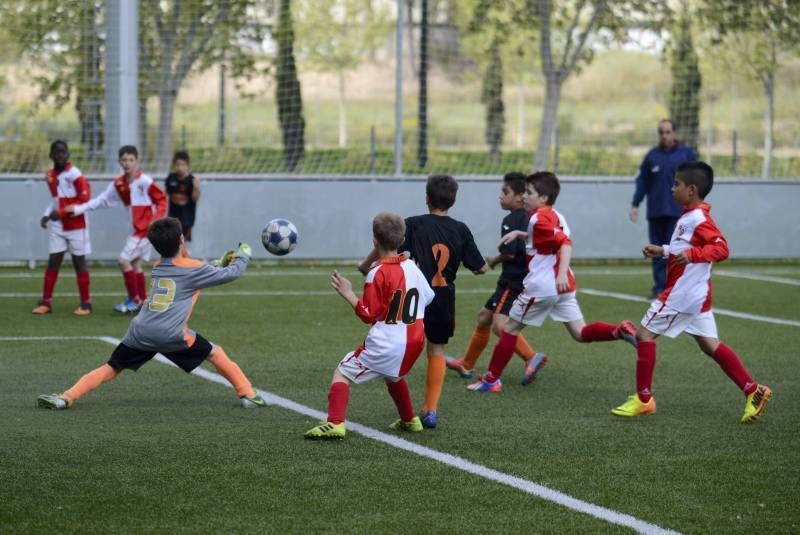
top-left (385, 288), bottom-right (420, 325)
top-left (431, 243), bottom-right (450, 287)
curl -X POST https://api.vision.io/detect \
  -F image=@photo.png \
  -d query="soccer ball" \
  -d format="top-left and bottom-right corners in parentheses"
top-left (262, 218), bottom-right (298, 256)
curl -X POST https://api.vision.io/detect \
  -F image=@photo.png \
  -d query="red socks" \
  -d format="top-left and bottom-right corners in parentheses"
top-left (485, 331), bottom-right (518, 383)
top-left (636, 341), bottom-right (656, 402)
top-left (580, 322), bottom-right (618, 342)
top-left (712, 343), bottom-right (757, 395)
top-left (387, 379), bottom-right (415, 422)
top-left (76, 271), bottom-right (91, 303)
top-left (327, 382), bottom-right (350, 424)
top-left (122, 270), bottom-right (138, 301)
top-left (42, 269), bottom-right (59, 305)
top-left (136, 272), bottom-right (147, 302)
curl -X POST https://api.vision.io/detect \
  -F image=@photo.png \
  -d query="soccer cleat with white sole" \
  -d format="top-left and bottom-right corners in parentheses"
top-left (37, 393), bottom-right (69, 410)
top-left (240, 394), bottom-right (267, 408)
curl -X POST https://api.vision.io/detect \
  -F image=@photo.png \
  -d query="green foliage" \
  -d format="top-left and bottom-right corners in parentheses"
top-left (668, 6), bottom-right (701, 153)
top-left (294, 0), bottom-right (392, 73)
top-left (275, 0), bottom-right (305, 171)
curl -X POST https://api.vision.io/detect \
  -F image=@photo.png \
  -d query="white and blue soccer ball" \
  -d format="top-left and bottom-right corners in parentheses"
top-left (262, 218), bottom-right (298, 256)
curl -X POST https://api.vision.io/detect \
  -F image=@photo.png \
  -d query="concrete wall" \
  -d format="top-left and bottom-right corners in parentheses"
top-left (2, 175), bottom-right (799, 262)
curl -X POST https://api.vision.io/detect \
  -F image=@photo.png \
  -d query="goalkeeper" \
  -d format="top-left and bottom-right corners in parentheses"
top-left (37, 217), bottom-right (267, 410)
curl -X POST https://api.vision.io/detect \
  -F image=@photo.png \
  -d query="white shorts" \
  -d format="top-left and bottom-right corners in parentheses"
top-left (120, 234), bottom-right (152, 262)
top-left (641, 300), bottom-right (718, 339)
top-left (337, 351), bottom-right (401, 385)
top-left (509, 291), bottom-right (584, 326)
top-left (49, 223), bottom-right (91, 256)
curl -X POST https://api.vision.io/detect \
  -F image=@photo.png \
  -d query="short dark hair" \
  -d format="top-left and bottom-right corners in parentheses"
top-left (373, 212), bottom-right (406, 251)
top-left (677, 161), bottom-right (714, 199)
top-left (173, 150), bottom-right (190, 164)
top-left (118, 145), bottom-right (139, 159)
top-left (147, 217), bottom-right (183, 258)
top-left (527, 171), bottom-right (560, 205)
top-left (503, 172), bottom-right (527, 195)
top-left (426, 174), bottom-right (458, 210)
top-left (49, 140), bottom-right (69, 156)
top-left (659, 119), bottom-right (676, 131)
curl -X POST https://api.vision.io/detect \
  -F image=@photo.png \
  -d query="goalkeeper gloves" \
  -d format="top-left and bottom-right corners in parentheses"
top-left (235, 242), bottom-right (252, 259)
top-left (211, 243), bottom-right (251, 268)
top-left (211, 250), bottom-right (235, 268)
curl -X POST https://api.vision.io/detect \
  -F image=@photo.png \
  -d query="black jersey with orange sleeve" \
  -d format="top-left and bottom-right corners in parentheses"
top-left (400, 214), bottom-right (485, 322)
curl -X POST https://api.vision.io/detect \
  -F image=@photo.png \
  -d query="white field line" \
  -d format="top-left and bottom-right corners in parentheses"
top-left (2, 268), bottom-right (798, 283)
top-left (2, 287), bottom-right (797, 328)
top-left (7, 334), bottom-right (678, 535)
top-left (578, 288), bottom-right (800, 328)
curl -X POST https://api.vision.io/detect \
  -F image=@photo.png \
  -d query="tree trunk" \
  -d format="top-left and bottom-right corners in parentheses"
top-left (516, 78), bottom-right (525, 149)
top-left (138, 97), bottom-right (148, 166)
top-left (156, 89), bottom-right (177, 174)
top-left (534, 77), bottom-right (561, 171)
top-left (338, 70), bottom-right (347, 148)
top-left (761, 73), bottom-right (774, 180)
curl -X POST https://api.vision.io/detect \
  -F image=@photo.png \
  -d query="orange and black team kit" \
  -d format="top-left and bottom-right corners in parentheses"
top-left (400, 214), bottom-right (486, 343)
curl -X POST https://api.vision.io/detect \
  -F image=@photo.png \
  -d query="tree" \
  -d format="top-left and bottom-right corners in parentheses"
top-left (138, 0), bottom-right (268, 172)
top-left (275, 0), bottom-right (305, 171)
top-left (0, 1), bottom-right (105, 163)
top-left (699, 0), bottom-right (800, 179)
top-left (458, 0), bottom-right (537, 161)
top-left (294, 0), bottom-right (391, 148)
top-left (668, 2), bottom-right (701, 153)
top-left (1, 0), bottom-right (268, 172)
top-left (530, 0), bottom-right (666, 170)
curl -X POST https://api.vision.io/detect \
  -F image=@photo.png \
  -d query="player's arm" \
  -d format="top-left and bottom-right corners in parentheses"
top-left (556, 243), bottom-right (573, 292)
top-left (331, 270), bottom-right (359, 308)
top-left (358, 247), bottom-right (380, 276)
top-left (499, 229), bottom-right (527, 245)
top-left (642, 244), bottom-right (665, 258)
top-left (191, 176), bottom-right (201, 202)
top-left (148, 182), bottom-right (168, 219)
top-left (40, 197), bottom-right (57, 228)
top-left (68, 181), bottom-right (121, 215)
top-left (195, 244), bottom-right (252, 288)
top-left (485, 253), bottom-right (514, 269)
top-left (677, 222), bottom-right (729, 265)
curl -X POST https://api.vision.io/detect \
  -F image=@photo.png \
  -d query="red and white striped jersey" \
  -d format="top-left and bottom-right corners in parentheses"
top-left (74, 171), bottom-right (167, 238)
top-left (522, 206), bottom-right (576, 298)
top-left (351, 255), bottom-right (435, 377)
top-left (43, 163), bottom-right (91, 231)
top-left (659, 203), bottom-right (729, 313)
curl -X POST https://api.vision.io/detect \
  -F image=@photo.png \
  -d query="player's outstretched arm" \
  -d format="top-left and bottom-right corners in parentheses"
top-left (499, 229), bottom-right (527, 245)
top-left (331, 271), bottom-right (358, 308)
top-left (641, 244), bottom-right (664, 258)
top-left (196, 243), bottom-right (251, 288)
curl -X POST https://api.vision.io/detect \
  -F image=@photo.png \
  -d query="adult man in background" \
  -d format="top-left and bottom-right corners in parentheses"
top-left (630, 119), bottom-right (696, 299)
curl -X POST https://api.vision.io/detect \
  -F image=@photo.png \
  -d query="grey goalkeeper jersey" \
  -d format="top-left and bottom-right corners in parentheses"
top-left (122, 255), bottom-right (249, 352)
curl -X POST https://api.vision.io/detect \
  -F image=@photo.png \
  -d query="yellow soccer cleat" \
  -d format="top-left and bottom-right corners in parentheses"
top-left (388, 415), bottom-right (423, 433)
top-left (741, 384), bottom-right (772, 424)
top-left (304, 421), bottom-right (346, 440)
top-left (611, 394), bottom-right (656, 417)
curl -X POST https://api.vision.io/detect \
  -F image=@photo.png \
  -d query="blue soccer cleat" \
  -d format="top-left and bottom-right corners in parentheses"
top-left (521, 353), bottom-right (548, 386)
top-left (419, 410), bottom-right (437, 429)
top-left (114, 298), bottom-right (141, 314)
